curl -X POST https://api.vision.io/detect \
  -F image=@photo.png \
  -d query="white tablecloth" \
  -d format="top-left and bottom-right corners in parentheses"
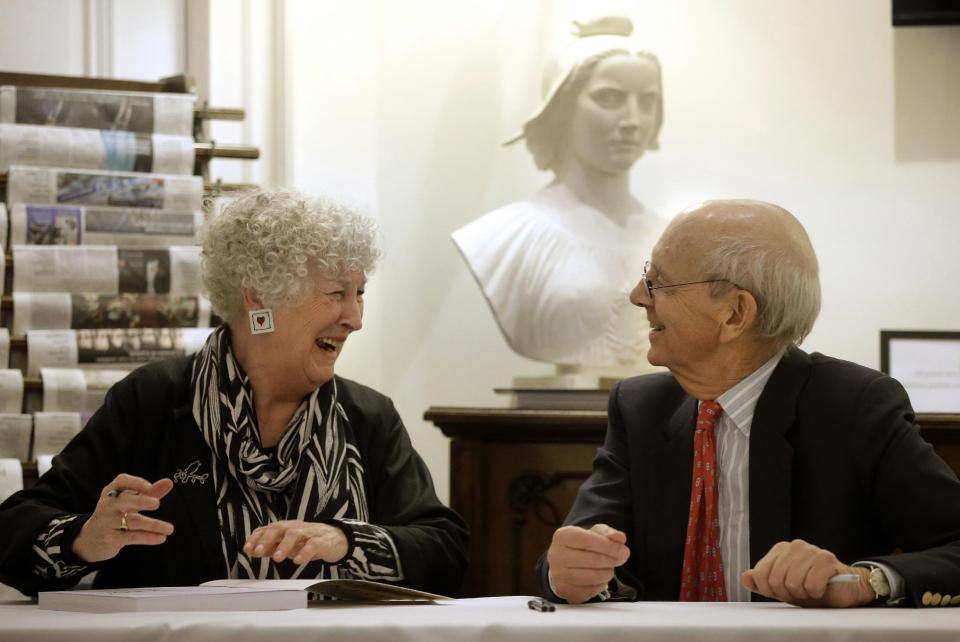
top-left (1, 596), bottom-right (958, 642)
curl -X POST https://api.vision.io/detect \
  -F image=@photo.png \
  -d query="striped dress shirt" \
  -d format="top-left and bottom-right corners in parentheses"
top-left (709, 351), bottom-right (784, 602)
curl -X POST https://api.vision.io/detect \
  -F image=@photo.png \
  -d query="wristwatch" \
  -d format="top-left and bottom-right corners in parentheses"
top-left (866, 565), bottom-right (891, 602)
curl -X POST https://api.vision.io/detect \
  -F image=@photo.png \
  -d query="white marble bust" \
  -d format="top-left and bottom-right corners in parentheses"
top-left (453, 16), bottom-right (667, 369)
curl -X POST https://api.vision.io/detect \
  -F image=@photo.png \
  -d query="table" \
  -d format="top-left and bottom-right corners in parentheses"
top-left (2, 596), bottom-right (958, 642)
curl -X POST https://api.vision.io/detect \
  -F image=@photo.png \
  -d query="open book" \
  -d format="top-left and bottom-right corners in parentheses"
top-left (205, 579), bottom-right (450, 602)
top-left (38, 579), bottom-right (451, 613)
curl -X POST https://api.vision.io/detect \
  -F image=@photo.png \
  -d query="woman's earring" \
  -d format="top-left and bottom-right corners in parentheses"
top-left (248, 308), bottom-right (275, 334)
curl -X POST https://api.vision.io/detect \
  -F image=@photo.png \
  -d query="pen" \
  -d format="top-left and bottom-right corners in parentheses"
top-left (827, 574), bottom-right (860, 584)
top-left (105, 489), bottom-right (140, 498)
top-left (527, 598), bottom-right (556, 612)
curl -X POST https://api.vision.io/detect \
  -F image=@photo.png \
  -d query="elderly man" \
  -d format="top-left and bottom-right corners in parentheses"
top-left (538, 200), bottom-right (960, 608)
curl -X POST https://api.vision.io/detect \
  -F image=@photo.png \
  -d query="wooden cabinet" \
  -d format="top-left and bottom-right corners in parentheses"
top-left (425, 407), bottom-right (960, 598)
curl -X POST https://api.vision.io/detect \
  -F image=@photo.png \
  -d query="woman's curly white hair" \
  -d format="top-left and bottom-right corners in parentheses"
top-left (201, 189), bottom-right (380, 323)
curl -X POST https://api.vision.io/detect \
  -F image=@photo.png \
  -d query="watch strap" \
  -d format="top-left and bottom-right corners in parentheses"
top-left (869, 566), bottom-right (891, 598)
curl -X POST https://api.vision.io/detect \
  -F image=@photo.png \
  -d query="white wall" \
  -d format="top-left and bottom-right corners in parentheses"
top-left (0, 0), bottom-right (185, 80)
top-left (273, 0), bottom-right (960, 503)
top-left (201, 0), bottom-right (284, 187)
top-left (0, 0), bottom-right (86, 75)
top-left (281, 0), bottom-right (385, 391)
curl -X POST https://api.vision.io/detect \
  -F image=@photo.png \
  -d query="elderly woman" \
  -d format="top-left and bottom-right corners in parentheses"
top-left (0, 189), bottom-right (468, 596)
top-left (452, 15), bottom-right (668, 371)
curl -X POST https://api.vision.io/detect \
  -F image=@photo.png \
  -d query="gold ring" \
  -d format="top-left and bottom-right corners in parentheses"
top-left (119, 513), bottom-right (128, 532)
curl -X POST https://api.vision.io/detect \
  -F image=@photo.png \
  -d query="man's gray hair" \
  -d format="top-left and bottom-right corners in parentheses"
top-left (702, 217), bottom-right (821, 350)
top-left (201, 189), bottom-right (380, 323)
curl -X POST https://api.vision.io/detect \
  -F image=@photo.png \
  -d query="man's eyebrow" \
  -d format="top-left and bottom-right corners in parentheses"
top-left (649, 262), bottom-right (671, 282)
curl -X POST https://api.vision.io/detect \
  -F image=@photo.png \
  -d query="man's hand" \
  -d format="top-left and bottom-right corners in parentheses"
top-left (244, 520), bottom-right (349, 565)
top-left (546, 523), bottom-right (630, 604)
top-left (742, 539), bottom-right (875, 607)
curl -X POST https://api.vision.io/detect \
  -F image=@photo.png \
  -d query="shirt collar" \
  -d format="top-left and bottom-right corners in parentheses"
top-left (712, 351), bottom-right (785, 437)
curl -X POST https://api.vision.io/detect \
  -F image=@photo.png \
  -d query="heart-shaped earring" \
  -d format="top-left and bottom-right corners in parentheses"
top-left (248, 308), bottom-right (275, 334)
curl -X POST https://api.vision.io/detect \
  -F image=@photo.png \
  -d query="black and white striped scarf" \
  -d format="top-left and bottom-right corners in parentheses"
top-left (190, 326), bottom-right (400, 581)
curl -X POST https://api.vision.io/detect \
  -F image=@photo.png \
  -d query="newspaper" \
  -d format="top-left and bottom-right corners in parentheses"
top-left (0, 414), bottom-right (32, 460)
top-left (32, 412), bottom-right (83, 458)
top-left (165, 246), bottom-right (202, 294)
top-left (10, 203), bottom-right (203, 247)
top-left (0, 86), bottom-right (194, 136)
top-left (13, 245), bottom-right (119, 293)
top-left (0, 458), bottom-right (23, 502)
top-left (12, 292), bottom-right (71, 337)
top-left (0, 328), bottom-right (9, 368)
top-left (41, 367), bottom-right (129, 412)
top-left (0, 370), bottom-right (24, 413)
top-left (75, 293), bottom-right (209, 328)
top-left (13, 245), bottom-right (201, 295)
top-left (76, 327), bottom-right (212, 365)
top-left (36, 453), bottom-right (54, 476)
top-left (6, 166), bottom-right (203, 210)
top-left (0, 123), bottom-right (194, 175)
top-left (118, 246), bottom-right (201, 295)
top-left (27, 328), bottom-right (213, 375)
top-left (13, 292), bottom-right (209, 337)
top-left (26, 330), bottom-right (77, 377)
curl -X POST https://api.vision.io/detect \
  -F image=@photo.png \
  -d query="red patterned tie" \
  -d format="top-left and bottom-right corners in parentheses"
top-left (679, 400), bottom-right (727, 601)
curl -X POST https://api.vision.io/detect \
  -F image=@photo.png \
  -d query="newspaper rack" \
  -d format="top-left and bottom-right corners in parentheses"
top-left (0, 70), bottom-right (259, 488)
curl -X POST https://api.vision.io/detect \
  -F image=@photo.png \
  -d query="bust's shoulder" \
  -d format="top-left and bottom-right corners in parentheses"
top-left (451, 191), bottom-right (563, 267)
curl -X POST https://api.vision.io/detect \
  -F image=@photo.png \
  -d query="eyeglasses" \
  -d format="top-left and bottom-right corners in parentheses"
top-left (638, 260), bottom-right (737, 300)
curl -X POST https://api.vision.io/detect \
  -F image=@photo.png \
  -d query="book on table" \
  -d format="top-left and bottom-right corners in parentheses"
top-left (37, 578), bottom-right (451, 613)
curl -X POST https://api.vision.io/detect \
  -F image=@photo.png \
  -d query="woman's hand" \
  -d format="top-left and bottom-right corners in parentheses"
top-left (244, 520), bottom-right (349, 565)
top-left (71, 474), bottom-right (175, 563)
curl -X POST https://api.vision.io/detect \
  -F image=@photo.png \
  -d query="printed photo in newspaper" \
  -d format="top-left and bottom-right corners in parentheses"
top-left (10, 204), bottom-right (202, 247)
top-left (117, 249), bottom-right (171, 294)
top-left (0, 86), bottom-right (195, 136)
top-left (18, 205), bottom-right (83, 244)
top-left (72, 294), bottom-right (203, 329)
top-left (13, 293), bottom-right (209, 337)
top-left (57, 172), bottom-right (166, 209)
top-left (6, 167), bottom-right (203, 211)
top-left (13, 87), bottom-right (155, 132)
top-left (76, 328), bottom-right (209, 365)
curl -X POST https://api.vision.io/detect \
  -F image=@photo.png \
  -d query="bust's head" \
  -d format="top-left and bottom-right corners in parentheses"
top-left (513, 16), bottom-right (664, 175)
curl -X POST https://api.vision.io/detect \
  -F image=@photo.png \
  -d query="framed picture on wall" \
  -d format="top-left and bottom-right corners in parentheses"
top-left (880, 330), bottom-right (960, 414)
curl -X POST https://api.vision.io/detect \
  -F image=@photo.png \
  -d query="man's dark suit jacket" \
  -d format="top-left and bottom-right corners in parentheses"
top-left (536, 348), bottom-right (960, 606)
